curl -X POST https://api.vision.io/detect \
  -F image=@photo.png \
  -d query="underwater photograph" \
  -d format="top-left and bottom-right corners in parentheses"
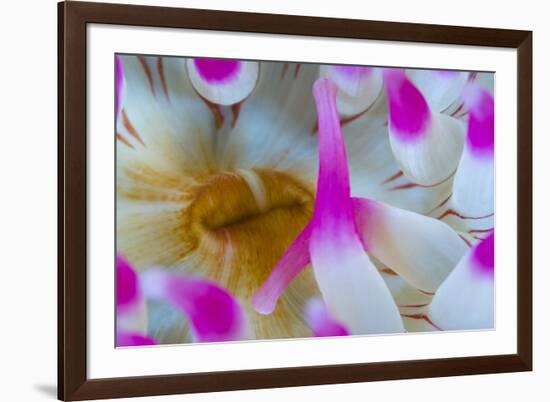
top-left (114, 55), bottom-right (494, 347)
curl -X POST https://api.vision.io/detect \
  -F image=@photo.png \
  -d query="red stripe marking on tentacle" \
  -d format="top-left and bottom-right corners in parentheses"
top-left (379, 267), bottom-right (399, 276)
top-left (437, 209), bottom-right (494, 221)
top-left (341, 104), bottom-right (375, 126)
top-left (200, 97), bottom-right (225, 129)
top-left (381, 170), bottom-right (404, 185)
top-left (427, 193), bottom-right (453, 215)
top-left (459, 234), bottom-right (473, 248)
top-left (231, 103), bottom-right (242, 128)
top-left (418, 289), bottom-right (435, 296)
top-left (137, 55), bottom-right (156, 97)
top-left (116, 133), bottom-right (134, 149)
top-left (401, 313), bottom-right (443, 331)
top-left (157, 57), bottom-right (170, 100)
top-left (469, 228), bottom-right (494, 234)
top-left (451, 102), bottom-right (465, 117)
top-left (281, 63), bottom-right (289, 79)
top-left (453, 110), bottom-right (469, 119)
top-left (441, 100), bottom-right (457, 114)
top-left (399, 303), bottom-right (429, 308)
top-left (121, 110), bottom-right (145, 146)
top-left (387, 182), bottom-right (419, 191)
top-left (310, 103), bottom-right (374, 135)
top-left (294, 64), bottom-right (302, 79)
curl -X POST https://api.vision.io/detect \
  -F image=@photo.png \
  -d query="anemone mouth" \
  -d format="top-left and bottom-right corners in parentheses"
top-left (181, 168), bottom-right (315, 285)
top-left (187, 169), bottom-right (314, 235)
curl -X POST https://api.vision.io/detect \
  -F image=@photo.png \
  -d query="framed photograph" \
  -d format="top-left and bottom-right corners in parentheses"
top-left (58, 1), bottom-right (532, 400)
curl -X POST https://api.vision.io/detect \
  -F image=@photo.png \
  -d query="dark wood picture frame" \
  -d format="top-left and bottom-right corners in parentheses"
top-left (58, 1), bottom-right (532, 400)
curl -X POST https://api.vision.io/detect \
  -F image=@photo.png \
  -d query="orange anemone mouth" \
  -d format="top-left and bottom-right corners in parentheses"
top-left (181, 169), bottom-right (319, 333)
top-left (187, 169), bottom-right (313, 245)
